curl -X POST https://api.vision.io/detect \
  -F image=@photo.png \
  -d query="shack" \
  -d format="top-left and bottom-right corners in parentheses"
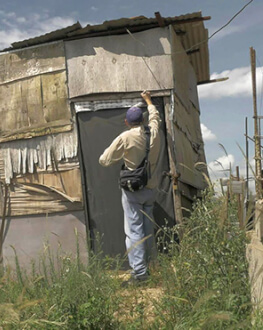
top-left (0, 12), bottom-right (210, 267)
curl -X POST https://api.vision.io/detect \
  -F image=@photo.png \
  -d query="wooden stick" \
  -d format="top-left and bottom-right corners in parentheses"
top-left (250, 47), bottom-right (262, 199)
top-left (0, 184), bottom-right (9, 264)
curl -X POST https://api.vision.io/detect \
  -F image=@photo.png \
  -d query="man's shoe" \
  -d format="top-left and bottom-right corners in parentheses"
top-left (121, 274), bottom-right (149, 288)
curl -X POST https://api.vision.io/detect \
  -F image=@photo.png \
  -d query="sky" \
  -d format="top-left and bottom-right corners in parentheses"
top-left (0, 0), bottom-right (262, 189)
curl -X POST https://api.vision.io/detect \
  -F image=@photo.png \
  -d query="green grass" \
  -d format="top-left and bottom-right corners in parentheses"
top-left (0, 188), bottom-right (262, 329)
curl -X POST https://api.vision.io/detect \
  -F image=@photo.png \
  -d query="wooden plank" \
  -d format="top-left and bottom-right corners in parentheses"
top-left (7, 168), bottom-right (83, 216)
top-left (0, 119), bottom-right (72, 143)
top-left (41, 72), bottom-right (71, 122)
top-left (163, 96), bottom-right (183, 226)
top-left (155, 12), bottom-right (165, 27)
top-left (197, 77), bottom-right (228, 85)
top-left (0, 70), bottom-right (71, 141)
top-left (15, 168), bottom-right (82, 201)
top-left (0, 41), bottom-right (65, 84)
top-left (70, 89), bottom-right (171, 102)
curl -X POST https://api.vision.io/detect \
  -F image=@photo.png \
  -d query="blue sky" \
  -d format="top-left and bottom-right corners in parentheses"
top-left (0, 0), bottom-right (262, 187)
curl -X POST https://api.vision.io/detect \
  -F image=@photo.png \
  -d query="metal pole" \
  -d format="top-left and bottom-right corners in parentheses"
top-left (250, 47), bottom-right (262, 199)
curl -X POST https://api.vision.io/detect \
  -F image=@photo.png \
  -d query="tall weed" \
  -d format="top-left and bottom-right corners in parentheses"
top-left (152, 189), bottom-right (252, 329)
top-left (0, 189), bottom-right (259, 329)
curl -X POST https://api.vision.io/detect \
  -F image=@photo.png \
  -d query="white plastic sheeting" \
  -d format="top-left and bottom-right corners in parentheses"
top-left (1, 129), bottom-right (78, 184)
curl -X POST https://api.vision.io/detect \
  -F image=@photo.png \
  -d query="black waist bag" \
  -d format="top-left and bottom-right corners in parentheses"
top-left (119, 127), bottom-right (151, 192)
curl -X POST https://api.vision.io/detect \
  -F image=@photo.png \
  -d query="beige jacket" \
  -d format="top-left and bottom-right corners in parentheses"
top-left (99, 104), bottom-right (161, 189)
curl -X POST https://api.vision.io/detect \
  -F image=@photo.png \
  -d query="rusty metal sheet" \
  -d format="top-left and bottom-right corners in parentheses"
top-left (65, 27), bottom-right (173, 98)
top-left (0, 42), bottom-right (66, 84)
top-left (0, 71), bottom-right (71, 138)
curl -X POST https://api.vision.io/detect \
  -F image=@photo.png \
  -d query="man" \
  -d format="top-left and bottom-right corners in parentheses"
top-left (99, 91), bottom-right (160, 284)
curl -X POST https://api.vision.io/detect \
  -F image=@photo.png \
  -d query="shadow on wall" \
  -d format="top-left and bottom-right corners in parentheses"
top-left (65, 27), bottom-right (171, 59)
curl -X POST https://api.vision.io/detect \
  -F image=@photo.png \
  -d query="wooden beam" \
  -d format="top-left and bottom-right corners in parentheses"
top-left (155, 12), bottom-right (165, 27)
top-left (0, 119), bottom-right (73, 143)
top-left (251, 46), bottom-right (262, 199)
top-left (163, 96), bottom-right (183, 230)
top-left (172, 16), bottom-right (211, 25)
top-left (197, 77), bottom-right (229, 85)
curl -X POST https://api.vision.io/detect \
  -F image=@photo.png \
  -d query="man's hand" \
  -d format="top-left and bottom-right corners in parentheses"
top-left (141, 90), bottom-right (152, 105)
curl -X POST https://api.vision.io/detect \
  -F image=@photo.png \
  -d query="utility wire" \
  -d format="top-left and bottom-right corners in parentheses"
top-left (127, 0), bottom-right (254, 54)
top-left (183, 0), bottom-right (254, 53)
top-left (126, 28), bottom-right (165, 89)
top-left (209, 0), bottom-right (254, 40)
top-left (126, 0), bottom-right (254, 85)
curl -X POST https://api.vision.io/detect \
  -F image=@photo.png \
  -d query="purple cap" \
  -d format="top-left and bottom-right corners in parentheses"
top-left (126, 107), bottom-right (143, 124)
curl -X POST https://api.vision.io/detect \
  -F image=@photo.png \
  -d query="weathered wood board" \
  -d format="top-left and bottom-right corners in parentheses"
top-left (65, 27), bottom-right (174, 98)
top-left (0, 71), bottom-right (71, 136)
top-left (0, 168), bottom-right (83, 216)
top-left (0, 41), bottom-right (65, 84)
top-left (0, 41), bottom-right (71, 140)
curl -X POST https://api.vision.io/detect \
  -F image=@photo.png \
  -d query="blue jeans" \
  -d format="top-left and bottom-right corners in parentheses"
top-left (121, 187), bottom-right (156, 278)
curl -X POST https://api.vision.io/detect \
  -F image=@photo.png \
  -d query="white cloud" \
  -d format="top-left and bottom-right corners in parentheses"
top-left (209, 25), bottom-right (243, 41)
top-left (0, 10), bottom-right (77, 49)
top-left (37, 16), bottom-right (75, 33)
top-left (16, 17), bottom-right (26, 24)
top-left (209, 8), bottom-right (263, 43)
top-left (198, 66), bottom-right (263, 100)
top-left (208, 154), bottom-right (235, 179)
top-left (91, 6), bottom-right (98, 11)
top-left (0, 29), bottom-right (32, 48)
top-left (201, 123), bottom-right (217, 142)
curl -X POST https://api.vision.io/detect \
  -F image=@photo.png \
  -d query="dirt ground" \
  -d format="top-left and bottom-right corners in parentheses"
top-left (114, 271), bottom-right (164, 325)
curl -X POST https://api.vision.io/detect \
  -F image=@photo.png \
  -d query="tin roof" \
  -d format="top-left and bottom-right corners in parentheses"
top-left (10, 22), bottom-right (82, 50)
top-left (4, 12), bottom-right (210, 82)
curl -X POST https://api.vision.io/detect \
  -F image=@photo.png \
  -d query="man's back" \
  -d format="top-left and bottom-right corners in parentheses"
top-left (99, 104), bottom-right (160, 188)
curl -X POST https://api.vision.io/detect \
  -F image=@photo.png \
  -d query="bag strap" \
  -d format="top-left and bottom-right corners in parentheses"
top-left (144, 126), bottom-right (151, 162)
